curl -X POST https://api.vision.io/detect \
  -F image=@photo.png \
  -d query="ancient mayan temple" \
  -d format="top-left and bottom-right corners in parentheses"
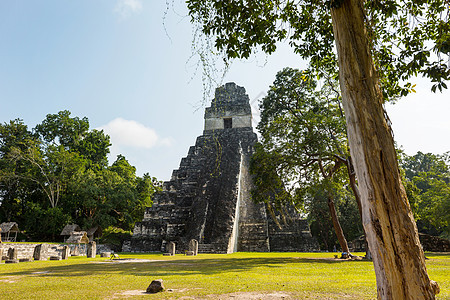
top-left (130, 83), bottom-right (319, 253)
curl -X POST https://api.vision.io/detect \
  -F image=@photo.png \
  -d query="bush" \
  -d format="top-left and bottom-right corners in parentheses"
top-left (99, 226), bottom-right (132, 251)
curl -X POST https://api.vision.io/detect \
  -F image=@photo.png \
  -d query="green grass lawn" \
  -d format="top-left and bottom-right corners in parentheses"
top-left (0, 252), bottom-right (448, 299)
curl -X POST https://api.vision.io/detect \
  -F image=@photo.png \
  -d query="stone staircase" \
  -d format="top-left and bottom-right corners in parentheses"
top-left (238, 222), bottom-right (270, 252)
top-left (198, 243), bottom-right (227, 254)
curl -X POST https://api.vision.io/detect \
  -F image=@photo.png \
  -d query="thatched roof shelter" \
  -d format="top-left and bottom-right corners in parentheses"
top-left (66, 231), bottom-right (89, 244)
top-left (86, 226), bottom-right (102, 241)
top-left (0, 222), bottom-right (20, 242)
top-left (60, 224), bottom-right (81, 236)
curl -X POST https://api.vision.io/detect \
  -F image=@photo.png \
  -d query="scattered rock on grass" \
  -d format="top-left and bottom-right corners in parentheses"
top-left (146, 279), bottom-right (164, 293)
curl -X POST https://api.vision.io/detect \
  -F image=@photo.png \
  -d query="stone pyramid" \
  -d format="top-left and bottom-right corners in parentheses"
top-left (130, 83), bottom-right (318, 253)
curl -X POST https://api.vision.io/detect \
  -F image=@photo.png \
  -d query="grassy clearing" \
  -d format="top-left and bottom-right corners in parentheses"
top-left (0, 252), bottom-right (448, 299)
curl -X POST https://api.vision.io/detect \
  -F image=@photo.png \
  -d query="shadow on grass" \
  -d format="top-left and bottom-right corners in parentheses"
top-left (1, 256), bottom-right (370, 279)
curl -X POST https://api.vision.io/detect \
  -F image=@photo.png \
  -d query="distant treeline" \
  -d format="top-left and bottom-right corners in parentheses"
top-left (0, 110), bottom-right (161, 241)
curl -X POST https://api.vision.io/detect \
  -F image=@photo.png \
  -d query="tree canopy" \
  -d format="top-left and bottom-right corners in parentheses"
top-left (401, 151), bottom-right (450, 239)
top-left (0, 111), bottom-right (161, 241)
top-left (251, 67), bottom-right (363, 252)
top-left (187, 0), bottom-right (449, 99)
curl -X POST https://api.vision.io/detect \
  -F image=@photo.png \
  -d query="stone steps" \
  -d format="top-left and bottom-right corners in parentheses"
top-left (198, 243), bottom-right (227, 254)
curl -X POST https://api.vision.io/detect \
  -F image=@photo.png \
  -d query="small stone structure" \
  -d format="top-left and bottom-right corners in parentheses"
top-left (71, 245), bottom-right (81, 256)
top-left (100, 252), bottom-right (111, 258)
top-left (131, 83), bottom-right (319, 253)
top-left (33, 244), bottom-right (48, 261)
top-left (167, 242), bottom-right (176, 256)
top-left (60, 224), bottom-right (81, 242)
top-left (87, 241), bottom-right (96, 258)
top-left (62, 245), bottom-right (70, 260)
top-left (6, 247), bottom-right (18, 263)
top-left (189, 239), bottom-right (198, 256)
top-left (66, 231), bottom-right (89, 244)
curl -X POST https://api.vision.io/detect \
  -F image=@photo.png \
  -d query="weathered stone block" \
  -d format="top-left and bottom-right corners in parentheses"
top-left (5, 259), bottom-right (18, 264)
top-left (19, 258), bottom-right (33, 262)
top-left (87, 241), bottom-right (96, 258)
top-left (33, 244), bottom-right (48, 261)
top-left (8, 247), bottom-right (18, 260)
top-left (146, 279), bottom-right (164, 293)
top-left (100, 252), bottom-right (111, 258)
top-left (189, 239), bottom-right (198, 256)
top-left (167, 242), bottom-right (176, 256)
top-left (62, 245), bottom-right (70, 260)
top-left (71, 245), bottom-right (80, 256)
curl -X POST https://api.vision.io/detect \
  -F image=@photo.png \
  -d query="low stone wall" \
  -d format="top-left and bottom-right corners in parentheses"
top-left (419, 233), bottom-right (450, 252)
top-left (0, 243), bottom-right (113, 261)
top-left (0, 244), bottom-right (64, 260)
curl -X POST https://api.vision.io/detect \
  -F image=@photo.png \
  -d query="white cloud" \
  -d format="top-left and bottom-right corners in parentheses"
top-left (99, 118), bottom-right (172, 149)
top-left (114, 0), bottom-right (143, 19)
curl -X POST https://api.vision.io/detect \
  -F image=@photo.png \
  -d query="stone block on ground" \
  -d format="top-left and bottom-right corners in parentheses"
top-left (189, 239), bottom-right (198, 256)
top-left (167, 242), bottom-right (176, 256)
top-left (146, 279), bottom-right (164, 293)
top-left (5, 259), bottom-right (18, 264)
top-left (62, 245), bottom-right (70, 260)
top-left (185, 251), bottom-right (194, 256)
top-left (71, 245), bottom-right (80, 256)
top-left (87, 241), bottom-right (96, 258)
top-left (33, 244), bottom-right (48, 261)
top-left (8, 247), bottom-right (18, 260)
top-left (19, 258), bottom-right (33, 262)
top-left (50, 256), bottom-right (61, 260)
top-left (100, 252), bottom-right (111, 258)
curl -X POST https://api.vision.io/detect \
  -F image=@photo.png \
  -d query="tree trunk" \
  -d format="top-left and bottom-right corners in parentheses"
top-left (346, 157), bottom-right (371, 259)
top-left (331, 0), bottom-right (438, 298)
top-left (327, 196), bottom-right (350, 254)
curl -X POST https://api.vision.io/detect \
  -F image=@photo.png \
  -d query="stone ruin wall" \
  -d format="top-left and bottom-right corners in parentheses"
top-left (130, 83), bottom-right (319, 253)
top-left (0, 243), bottom-right (113, 261)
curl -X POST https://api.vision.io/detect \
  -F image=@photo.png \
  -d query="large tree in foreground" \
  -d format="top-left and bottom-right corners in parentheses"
top-left (187, 0), bottom-right (448, 298)
top-left (252, 67), bottom-right (356, 254)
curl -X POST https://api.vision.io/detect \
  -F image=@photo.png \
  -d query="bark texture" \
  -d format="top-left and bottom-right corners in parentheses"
top-left (330, 0), bottom-right (437, 298)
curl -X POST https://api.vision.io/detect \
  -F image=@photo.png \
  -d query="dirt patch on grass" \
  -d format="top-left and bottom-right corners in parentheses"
top-left (0, 279), bottom-right (17, 283)
top-left (204, 292), bottom-right (294, 299)
top-left (111, 290), bottom-right (148, 298)
top-left (196, 291), bottom-right (368, 300)
top-left (93, 259), bottom-right (155, 264)
top-left (111, 288), bottom-right (202, 298)
top-left (0, 276), bottom-right (20, 283)
top-left (294, 257), bottom-right (364, 262)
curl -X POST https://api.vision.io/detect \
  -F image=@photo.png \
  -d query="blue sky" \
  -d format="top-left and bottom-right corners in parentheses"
top-left (1, 0), bottom-right (449, 181)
